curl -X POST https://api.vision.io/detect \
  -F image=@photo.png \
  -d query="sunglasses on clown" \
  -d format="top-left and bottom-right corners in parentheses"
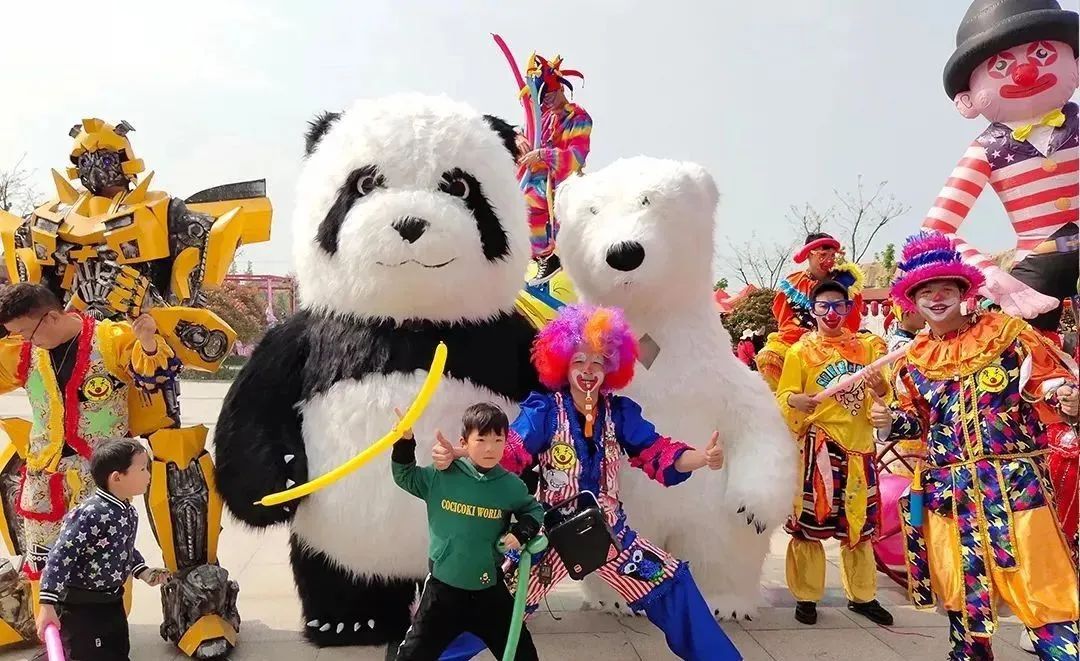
top-left (811, 300), bottom-right (853, 317)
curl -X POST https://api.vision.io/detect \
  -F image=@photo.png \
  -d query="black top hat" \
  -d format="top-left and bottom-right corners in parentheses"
top-left (944, 0), bottom-right (1079, 99)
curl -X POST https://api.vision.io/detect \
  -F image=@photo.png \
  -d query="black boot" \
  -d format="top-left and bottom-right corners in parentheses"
top-left (848, 599), bottom-right (894, 626)
top-left (794, 601), bottom-right (817, 625)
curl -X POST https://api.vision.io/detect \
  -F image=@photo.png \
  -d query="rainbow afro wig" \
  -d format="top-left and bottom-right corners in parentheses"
top-left (532, 303), bottom-right (638, 392)
top-left (891, 230), bottom-right (985, 314)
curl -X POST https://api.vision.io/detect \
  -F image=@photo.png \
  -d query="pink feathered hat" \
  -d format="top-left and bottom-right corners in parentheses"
top-left (890, 231), bottom-right (986, 314)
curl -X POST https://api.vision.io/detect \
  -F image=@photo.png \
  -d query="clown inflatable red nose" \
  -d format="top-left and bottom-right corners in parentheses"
top-left (921, 0), bottom-right (1078, 331)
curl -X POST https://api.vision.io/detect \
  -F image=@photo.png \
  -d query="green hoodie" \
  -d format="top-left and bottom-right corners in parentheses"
top-left (392, 439), bottom-right (545, 591)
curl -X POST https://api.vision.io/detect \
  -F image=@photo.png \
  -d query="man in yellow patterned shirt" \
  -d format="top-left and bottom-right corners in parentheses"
top-left (776, 279), bottom-right (893, 628)
top-left (0, 283), bottom-right (177, 588)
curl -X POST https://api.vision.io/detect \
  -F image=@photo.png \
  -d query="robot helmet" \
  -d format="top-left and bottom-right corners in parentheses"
top-left (66, 118), bottom-right (145, 194)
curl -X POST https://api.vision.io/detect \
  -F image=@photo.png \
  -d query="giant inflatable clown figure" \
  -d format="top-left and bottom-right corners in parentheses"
top-left (0, 118), bottom-right (269, 658)
top-left (922, 0), bottom-right (1078, 332)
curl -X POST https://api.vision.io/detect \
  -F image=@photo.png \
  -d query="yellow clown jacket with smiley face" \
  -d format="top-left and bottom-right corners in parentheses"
top-left (0, 313), bottom-right (175, 582)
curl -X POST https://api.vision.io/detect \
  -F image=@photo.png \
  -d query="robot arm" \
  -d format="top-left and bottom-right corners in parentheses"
top-left (213, 315), bottom-right (308, 528)
top-left (175, 180), bottom-right (272, 298)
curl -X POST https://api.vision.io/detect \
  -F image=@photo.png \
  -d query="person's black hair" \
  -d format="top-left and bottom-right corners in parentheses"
top-left (0, 283), bottom-right (62, 325)
top-left (90, 439), bottom-right (147, 490)
top-left (461, 402), bottom-right (509, 439)
top-left (810, 279), bottom-right (850, 301)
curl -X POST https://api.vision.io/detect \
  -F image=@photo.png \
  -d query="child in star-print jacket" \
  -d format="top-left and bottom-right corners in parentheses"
top-left (36, 439), bottom-right (168, 660)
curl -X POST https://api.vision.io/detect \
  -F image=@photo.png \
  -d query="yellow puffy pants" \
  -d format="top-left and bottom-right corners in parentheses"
top-left (785, 536), bottom-right (877, 604)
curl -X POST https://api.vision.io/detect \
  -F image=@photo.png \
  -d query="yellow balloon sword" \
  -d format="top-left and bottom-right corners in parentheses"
top-left (254, 341), bottom-right (449, 507)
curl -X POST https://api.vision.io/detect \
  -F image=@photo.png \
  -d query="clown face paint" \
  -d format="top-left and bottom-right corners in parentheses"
top-left (957, 40), bottom-right (1079, 122)
top-left (913, 280), bottom-right (965, 325)
top-left (808, 248), bottom-right (837, 277)
top-left (569, 350), bottom-right (605, 395)
top-left (811, 290), bottom-right (850, 335)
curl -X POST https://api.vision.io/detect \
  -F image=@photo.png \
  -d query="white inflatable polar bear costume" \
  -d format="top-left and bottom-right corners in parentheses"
top-left (554, 156), bottom-right (798, 619)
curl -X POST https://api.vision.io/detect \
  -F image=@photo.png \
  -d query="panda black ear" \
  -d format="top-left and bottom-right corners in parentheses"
top-left (482, 114), bottom-right (520, 160)
top-left (304, 111), bottom-right (343, 157)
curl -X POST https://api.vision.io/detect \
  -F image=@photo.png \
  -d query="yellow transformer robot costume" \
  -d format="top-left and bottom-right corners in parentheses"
top-left (0, 118), bottom-right (271, 659)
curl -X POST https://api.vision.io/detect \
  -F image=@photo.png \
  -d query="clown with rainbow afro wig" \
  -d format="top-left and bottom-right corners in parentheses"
top-left (443, 303), bottom-right (743, 660)
top-left (874, 230), bottom-right (1080, 660)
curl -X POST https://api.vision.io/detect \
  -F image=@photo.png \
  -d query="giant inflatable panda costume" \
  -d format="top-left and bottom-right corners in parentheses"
top-left (213, 94), bottom-right (539, 647)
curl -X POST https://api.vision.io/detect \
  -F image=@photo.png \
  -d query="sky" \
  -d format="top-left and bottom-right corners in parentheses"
top-left (1, 0), bottom-right (1073, 285)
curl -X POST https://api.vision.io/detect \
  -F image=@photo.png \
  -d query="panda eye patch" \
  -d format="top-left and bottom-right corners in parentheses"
top-left (315, 164), bottom-right (385, 255)
top-left (438, 167), bottom-right (510, 262)
top-left (439, 171), bottom-right (470, 199)
top-left (352, 165), bottom-right (385, 198)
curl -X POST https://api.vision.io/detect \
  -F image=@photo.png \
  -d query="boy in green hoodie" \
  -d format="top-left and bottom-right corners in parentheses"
top-left (392, 402), bottom-right (543, 661)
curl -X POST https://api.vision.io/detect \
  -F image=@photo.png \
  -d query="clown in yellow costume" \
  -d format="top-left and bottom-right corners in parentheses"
top-left (875, 231), bottom-right (1078, 661)
top-left (775, 278), bottom-right (894, 627)
top-left (0, 118), bottom-right (267, 659)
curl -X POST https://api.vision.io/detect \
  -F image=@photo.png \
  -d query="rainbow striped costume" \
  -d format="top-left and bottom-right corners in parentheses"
top-left (518, 103), bottom-right (592, 258)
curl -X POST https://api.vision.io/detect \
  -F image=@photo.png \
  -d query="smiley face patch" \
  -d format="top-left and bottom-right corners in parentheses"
top-left (81, 374), bottom-right (114, 402)
top-left (977, 365), bottom-right (1007, 394)
top-left (550, 443), bottom-right (577, 471)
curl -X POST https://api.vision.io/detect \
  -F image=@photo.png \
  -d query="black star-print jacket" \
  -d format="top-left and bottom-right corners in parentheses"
top-left (39, 489), bottom-right (148, 605)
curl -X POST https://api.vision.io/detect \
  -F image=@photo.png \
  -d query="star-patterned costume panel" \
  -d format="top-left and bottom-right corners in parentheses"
top-left (39, 488), bottom-right (148, 605)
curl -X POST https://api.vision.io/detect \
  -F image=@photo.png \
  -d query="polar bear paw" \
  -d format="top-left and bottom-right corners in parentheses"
top-left (706, 594), bottom-right (759, 622)
top-left (582, 598), bottom-right (641, 617)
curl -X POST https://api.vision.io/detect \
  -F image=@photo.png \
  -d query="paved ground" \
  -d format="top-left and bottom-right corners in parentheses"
top-left (0, 383), bottom-right (1039, 661)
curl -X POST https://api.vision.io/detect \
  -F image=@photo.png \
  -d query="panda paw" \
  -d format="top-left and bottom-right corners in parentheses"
top-left (302, 617), bottom-right (389, 647)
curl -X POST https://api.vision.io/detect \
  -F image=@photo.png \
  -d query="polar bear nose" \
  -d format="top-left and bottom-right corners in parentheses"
top-left (606, 242), bottom-right (646, 272)
top-left (392, 216), bottom-right (430, 243)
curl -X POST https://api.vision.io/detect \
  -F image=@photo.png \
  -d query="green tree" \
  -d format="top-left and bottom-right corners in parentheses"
top-left (203, 281), bottom-right (267, 346)
top-left (713, 278), bottom-right (729, 292)
top-left (881, 243), bottom-right (896, 271)
top-left (724, 288), bottom-right (777, 344)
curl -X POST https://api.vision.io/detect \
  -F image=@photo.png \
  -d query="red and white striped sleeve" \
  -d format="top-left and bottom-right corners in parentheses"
top-left (922, 142), bottom-right (997, 270)
top-left (922, 141), bottom-right (992, 235)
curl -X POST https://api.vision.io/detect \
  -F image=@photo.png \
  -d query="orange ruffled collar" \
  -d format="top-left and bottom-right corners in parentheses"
top-left (798, 330), bottom-right (875, 368)
top-left (905, 312), bottom-right (1026, 379)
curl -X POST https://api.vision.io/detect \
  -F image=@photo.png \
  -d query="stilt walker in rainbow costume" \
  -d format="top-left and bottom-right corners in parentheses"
top-left (492, 36), bottom-right (592, 293)
top-left (873, 230), bottom-right (1079, 661)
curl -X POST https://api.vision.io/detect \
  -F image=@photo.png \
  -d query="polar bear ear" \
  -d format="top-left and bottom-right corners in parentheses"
top-left (684, 163), bottom-right (719, 209)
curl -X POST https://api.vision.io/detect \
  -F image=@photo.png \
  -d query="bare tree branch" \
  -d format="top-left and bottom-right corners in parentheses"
top-left (726, 234), bottom-right (793, 290)
top-left (786, 203), bottom-right (834, 238)
top-left (832, 175), bottom-right (909, 263)
top-left (0, 154), bottom-right (42, 217)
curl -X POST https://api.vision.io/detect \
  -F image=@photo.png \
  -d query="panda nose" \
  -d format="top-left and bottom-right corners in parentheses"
top-left (392, 216), bottom-right (429, 243)
top-left (606, 242), bottom-right (645, 272)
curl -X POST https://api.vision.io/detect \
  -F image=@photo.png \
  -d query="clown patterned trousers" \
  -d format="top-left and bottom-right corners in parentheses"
top-left (516, 525), bottom-right (742, 661)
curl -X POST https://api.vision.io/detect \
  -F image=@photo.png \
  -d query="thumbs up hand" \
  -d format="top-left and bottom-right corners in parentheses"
top-left (704, 431), bottom-right (725, 471)
top-left (869, 392), bottom-right (892, 430)
top-left (432, 430), bottom-right (457, 470)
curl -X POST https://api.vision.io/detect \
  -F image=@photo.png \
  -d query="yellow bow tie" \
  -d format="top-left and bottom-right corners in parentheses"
top-left (1012, 108), bottom-right (1066, 142)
